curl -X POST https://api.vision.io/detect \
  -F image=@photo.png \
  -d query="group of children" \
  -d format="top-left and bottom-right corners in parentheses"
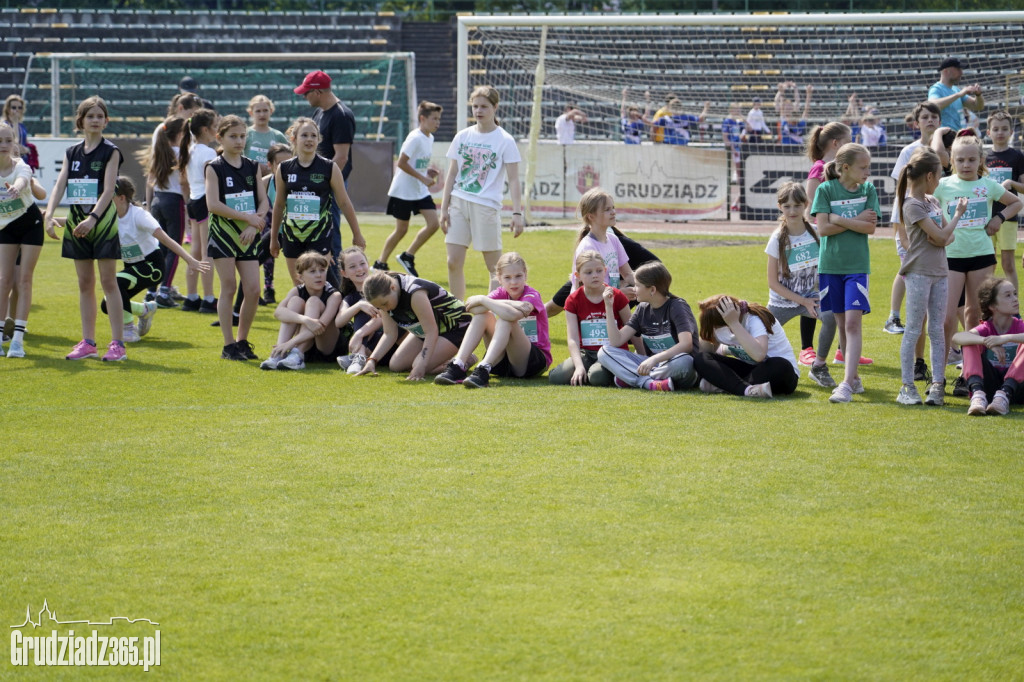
top-left (4, 87), bottom-right (1024, 418)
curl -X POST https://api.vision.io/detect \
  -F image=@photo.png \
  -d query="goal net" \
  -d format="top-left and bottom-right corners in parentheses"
top-left (23, 52), bottom-right (416, 141)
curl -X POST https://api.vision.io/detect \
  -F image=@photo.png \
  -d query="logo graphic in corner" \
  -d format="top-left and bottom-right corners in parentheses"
top-left (576, 164), bottom-right (600, 195)
top-left (310, 173), bottom-right (326, 184)
top-left (10, 600), bottom-right (160, 671)
top-left (89, 161), bottom-right (104, 173)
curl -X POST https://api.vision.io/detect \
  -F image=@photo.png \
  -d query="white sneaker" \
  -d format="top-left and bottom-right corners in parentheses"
top-left (336, 354), bottom-right (354, 371)
top-left (699, 378), bottom-right (724, 394)
top-left (829, 381), bottom-right (854, 403)
top-left (138, 301), bottom-right (158, 337)
top-left (259, 355), bottom-right (281, 370)
top-left (123, 322), bottom-right (141, 343)
top-left (6, 338), bottom-right (24, 358)
top-left (347, 353), bottom-right (366, 375)
top-left (745, 381), bottom-right (773, 399)
top-left (279, 347), bottom-right (305, 370)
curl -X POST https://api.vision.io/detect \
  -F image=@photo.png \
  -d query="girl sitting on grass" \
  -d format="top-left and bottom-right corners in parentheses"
top-left (260, 250), bottom-right (342, 371)
top-left (335, 246), bottom-right (393, 375)
top-left (954, 277), bottom-right (1024, 416)
top-left (548, 250), bottom-right (630, 386)
top-left (356, 270), bottom-right (470, 381)
top-left (596, 261), bottom-right (698, 392)
top-left (434, 251), bottom-right (551, 388)
top-left (693, 294), bottom-right (799, 399)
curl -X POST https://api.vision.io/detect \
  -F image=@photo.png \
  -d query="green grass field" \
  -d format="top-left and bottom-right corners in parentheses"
top-left (4, 216), bottom-right (1023, 679)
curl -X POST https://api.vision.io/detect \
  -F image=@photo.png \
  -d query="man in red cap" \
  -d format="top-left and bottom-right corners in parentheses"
top-left (295, 70), bottom-right (364, 262)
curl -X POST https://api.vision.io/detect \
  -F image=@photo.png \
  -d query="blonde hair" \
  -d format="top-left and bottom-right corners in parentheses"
top-left (823, 143), bottom-right (870, 181)
top-left (296, 250), bottom-right (330, 273)
top-left (951, 133), bottom-right (987, 177)
top-left (805, 122), bottom-right (851, 162)
top-left (286, 117), bottom-right (320, 144)
top-left (494, 251), bottom-right (527, 277)
top-left (247, 94), bottom-right (275, 114)
top-left (574, 249), bottom-right (605, 274)
top-left (575, 187), bottom-right (613, 246)
top-left (469, 85), bottom-right (499, 108)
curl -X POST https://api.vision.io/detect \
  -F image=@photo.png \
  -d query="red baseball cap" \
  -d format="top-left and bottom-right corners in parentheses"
top-left (295, 70), bottom-right (331, 95)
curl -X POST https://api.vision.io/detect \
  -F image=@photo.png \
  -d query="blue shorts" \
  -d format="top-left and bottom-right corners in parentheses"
top-left (819, 273), bottom-right (871, 314)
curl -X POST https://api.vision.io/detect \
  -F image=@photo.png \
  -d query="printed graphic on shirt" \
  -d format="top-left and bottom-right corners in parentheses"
top-left (454, 142), bottom-right (499, 195)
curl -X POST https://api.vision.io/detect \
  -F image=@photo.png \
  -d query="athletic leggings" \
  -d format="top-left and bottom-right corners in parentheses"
top-left (963, 344), bottom-right (1024, 402)
top-left (769, 302), bottom-right (837, 357)
top-left (693, 351), bottom-right (799, 396)
top-left (101, 250), bottom-right (163, 315)
top-left (597, 345), bottom-right (697, 389)
top-left (900, 273), bottom-right (947, 385)
top-left (150, 191), bottom-right (185, 288)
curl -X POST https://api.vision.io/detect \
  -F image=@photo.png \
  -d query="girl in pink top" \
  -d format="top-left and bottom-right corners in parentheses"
top-left (953, 277), bottom-right (1024, 416)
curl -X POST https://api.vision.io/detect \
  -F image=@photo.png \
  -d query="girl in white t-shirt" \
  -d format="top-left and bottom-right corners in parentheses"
top-left (693, 294), bottom-right (800, 398)
top-left (100, 177), bottom-right (209, 342)
top-left (765, 182), bottom-right (836, 388)
top-left (439, 86), bottom-right (524, 300)
top-left (177, 108), bottom-right (218, 311)
top-left (569, 187), bottom-right (636, 298)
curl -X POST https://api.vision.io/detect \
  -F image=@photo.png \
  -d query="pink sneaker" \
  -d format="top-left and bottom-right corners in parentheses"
top-left (833, 349), bottom-right (873, 365)
top-left (646, 378), bottom-right (674, 392)
top-left (66, 340), bottom-right (98, 360)
top-left (101, 341), bottom-right (127, 362)
top-left (613, 377), bottom-right (630, 388)
top-left (798, 347), bottom-right (816, 366)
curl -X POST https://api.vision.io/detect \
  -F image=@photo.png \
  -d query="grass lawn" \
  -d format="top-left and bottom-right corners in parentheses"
top-left (3, 216), bottom-right (1023, 679)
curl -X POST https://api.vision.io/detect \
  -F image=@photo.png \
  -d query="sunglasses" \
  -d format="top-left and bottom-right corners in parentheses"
top-left (9, 105), bottom-right (23, 110)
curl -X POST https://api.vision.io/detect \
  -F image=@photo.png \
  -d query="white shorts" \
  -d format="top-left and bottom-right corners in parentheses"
top-left (446, 195), bottom-right (502, 252)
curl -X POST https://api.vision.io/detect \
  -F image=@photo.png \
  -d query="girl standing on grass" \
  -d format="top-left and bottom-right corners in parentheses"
top-left (693, 294), bottom-right (799, 399)
top-left (269, 117), bottom-right (361, 289)
top-left (100, 177), bottom-right (210, 343)
top-left (434, 251), bottom-right (550, 388)
top-left (204, 114), bottom-right (270, 361)
top-left (935, 133), bottom-right (1022, 398)
top-left (568, 187), bottom-right (636, 299)
top-left (894, 148), bottom-right (967, 407)
top-left (178, 108), bottom-right (218, 313)
top-left (42, 96), bottom-right (126, 361)
top-left (954, 278), bottom-right (1024, 416)
top-left (765, 181), bottom-right (837, 388)
top-left (259, 250), bottom-right (342, 371)
top-left (596, 261), bottom-right (698, 392)
top-left (356, 270), bottom-right (470, 381)
top-left (439, 85), bottom-right (524, 300)
top-left (811, 143), bottom-right (879, 403)
top-left (0, 123), bottom-right (43, 358)
top-left (244, 95), bottom-right (288, 175)
top-left (548, 250), bottom-right (630, 386)
top-left (138, 116), bottom-right (187, 308)
top-left (335, 246), bottom-right (391, 375)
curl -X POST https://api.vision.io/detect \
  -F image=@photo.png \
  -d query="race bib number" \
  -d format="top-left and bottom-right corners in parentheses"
top-left (726, 344), bottom-right (755, 364)
top-left (225, 191), bottom-right (255, 214)
top-left (287, 193), bottom-right (320, 221)
top-left (580, 319), bottom-right (609, 347)
top-left (642, 332), bottom-right (675, 352)
top-left (787, 240), bottom-right (819, 273)
top-left (404, 321), bottom-right (425, 338)
top-left (929, 210), bottom-right (942, 227)
top-left (67, 178), bottom-right (98, 205)
top-left (986, 342), bottom-right (1019, 370)
top-left (830, 196), bottom-right (867, 220)
top-left (988, 167), bottom-right (1012, 184)
top-left (949, 197), bottom-right (987, 229)
top-left (0, 196), bottom-right (25, 218)
top-left (518, 316), bottom-right (539, 343)
top-left (120, 243), bottom-right (145, 263)
top-left (249, 145), bottom-right (269, 164)
top-left (609, 273), bottom-right (621, 289)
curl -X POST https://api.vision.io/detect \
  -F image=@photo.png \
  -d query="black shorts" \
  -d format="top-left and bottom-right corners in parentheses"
top-left (187, 196), bottom-right (209, 223)
top-left (305, 329), bottom-right (350, 364)
top-left (490, 343), bottom-right (549, 379)
top-left (551, 280), bottom-right (573, 308)
top-left (208, 222), bottom-right (261, 261)
top-left (439, 323), bottom-right (468, 349)
top-left (120, 250), bottom-right (165, 290)
top-left (0, 204), bottom-right (44, 246)
top-left (947, 254), bottom-right (997, 273)
top-left (62, 227), bottom-right (120, 260)
top-left (282, 232), bottom-right (332, 260)
top-left (386, 195), bottom-right (436, 221)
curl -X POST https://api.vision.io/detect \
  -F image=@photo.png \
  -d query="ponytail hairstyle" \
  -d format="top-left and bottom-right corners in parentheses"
top-left (469, 85), bottom-right (501, 126)
top-left (137, 116), bottom-right (186, 190)
top-left (895, 147), bottom-right (942, 226)
top-left (178, 107), bottom-right (217, 171)
top-left (805, 121), bottom-right (851, 162)
top-left (823, 142), bottom-right (870, 181)
top-left (698, 294), bottom-right (777, 344)
top-left (285, 116), bottom-right (320, 145)
top-left (977, 277), bottom-right (1009, 321)
top-left (114, 175), bottom-right (138, 205)
top-left (575, 186), bottom-right (613, 246)
top-left (634, 261), bottom-right (672, 297)
top-left (950, 132), bottom-right (987, 177)
top-left (773, 181), bottom-right (817, 280)
top-left (362, 270), bottom-right (398, 306)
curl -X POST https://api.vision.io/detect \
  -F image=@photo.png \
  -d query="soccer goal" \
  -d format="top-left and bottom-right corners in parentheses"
top-left (23, 52), bottom-right (417, 141)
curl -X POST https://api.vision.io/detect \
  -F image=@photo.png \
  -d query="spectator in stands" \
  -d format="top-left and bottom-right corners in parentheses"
top-left (774, 82), bottom-right (812, 146)
top-left (649, 94), bottom-right (676, 144)
top-left (555, 104), bottom-right (587, 144)
top-left (656, 99), bottom-right (710, 146)
top-left (928, 57), bottom-right (984, 132)
top-left (857, 112), bottom-right (886, 148)
top-left (295, 70), bottom-right (365, 270)
top-left (744, 98), bottom-right (770, 143)
top-left (840, 93), bottom-right (862, 143)
top-left (178, 76), bottom-right (214, 111)
top-left (619, 88), bottom-right (650, 144)
top-left (722, 103), bottom-right (744, 185)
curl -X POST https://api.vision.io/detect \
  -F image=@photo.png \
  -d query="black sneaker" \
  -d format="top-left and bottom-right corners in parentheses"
top-left (952, 375), bottom-right (969, 397)
top-left (181, 297), bottom-right (201, 312)
top-left (235, 339), bottom-right (258, 360)
top-left (434, 360), bottom-right (467, 385)
top-left (914, 358), bottom-right (931, 383)
top-left (263, 287), bottom-right (276, 305)
top-left (221, 342), bottom-right (247, 361)
top-left (373, 260), bottom-right (388, 271)
top-left (464, 365), bottom-right (491, 389)
top-left (155, 292), bottom-right (178, 309)
top-left (211, 312), bottom-right (240, 327)
top-left (396, 252), bottom-right (418, 277)
top-left (199, 298), bottom-right (218, 314)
